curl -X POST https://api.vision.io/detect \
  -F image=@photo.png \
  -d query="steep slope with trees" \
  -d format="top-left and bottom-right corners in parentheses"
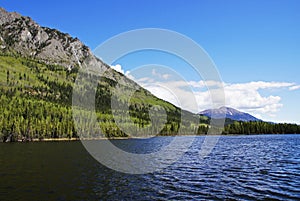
top-left (0, 8), bottom-right (203, 141)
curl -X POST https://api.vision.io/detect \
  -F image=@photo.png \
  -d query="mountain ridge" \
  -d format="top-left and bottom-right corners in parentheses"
top-left (199, 106), bottom-right (261, 122)
top-left (0, 7), bottom-right (94, 69)
top-left (0, 7), bottom-right (151, 91)
top-left (0, 7), bottom-right (203, 141)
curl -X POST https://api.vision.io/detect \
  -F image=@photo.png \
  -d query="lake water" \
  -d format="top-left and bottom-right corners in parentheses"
top-left (0, 134), bottom-right (299, 200)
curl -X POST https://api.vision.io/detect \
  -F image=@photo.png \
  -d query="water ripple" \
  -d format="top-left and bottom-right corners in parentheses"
top-left (0, 135), bottom-right (300, 200)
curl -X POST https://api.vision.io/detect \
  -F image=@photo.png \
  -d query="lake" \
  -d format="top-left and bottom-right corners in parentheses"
top-left (0, 134), bottom-right (299, 200)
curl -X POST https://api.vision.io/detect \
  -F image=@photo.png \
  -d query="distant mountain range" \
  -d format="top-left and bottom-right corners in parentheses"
top-left (199, 106), bottom-right (261, 122)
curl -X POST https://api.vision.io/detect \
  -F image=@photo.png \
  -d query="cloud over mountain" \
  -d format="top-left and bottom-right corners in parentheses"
top-left (126, 71), bottom-right (300, 119)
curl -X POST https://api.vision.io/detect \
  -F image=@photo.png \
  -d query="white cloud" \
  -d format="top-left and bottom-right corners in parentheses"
top-left (125, 70), bottom-right (135, 80)
top-left (289, 85), bottom-right (300, 91)
top-left (162, 74), bottom-right (171, 80)
top-left (188, 80), bottom-right (223, 89)
top-left (220, 81), bottom-right (292, 116)
top-left (111, 64), bottom-right (133, 79)
top-left (151, 69), bottom-right (171, 80)
top-left (126, 75), bottom-right (300, 119)
top-left (223, 88), bottom-right (282, 116)
top-left (111, 64), bottom-right (124, 74)
top-left (139, 80), bottom-right (199, 112)
top-left (224, 81), bottom-right (294, 90)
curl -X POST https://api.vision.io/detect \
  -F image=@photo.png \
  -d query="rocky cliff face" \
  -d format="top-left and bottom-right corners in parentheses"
top-left (0, 7), bottom-right (139, 88)
top-left (0, 7), bottom-right (21, 24)
top-left (0, 7), bottom-right (91, 69)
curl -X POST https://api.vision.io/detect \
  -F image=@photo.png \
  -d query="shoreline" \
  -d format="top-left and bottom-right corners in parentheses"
top-left (1, 133), bottom-right (299, 143)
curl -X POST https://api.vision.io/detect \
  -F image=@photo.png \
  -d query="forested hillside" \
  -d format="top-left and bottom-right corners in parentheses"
top-left (0, 8), bottom-right (208, 141)
top-left (0, 53), bottom-right (208, 141)
top-left (0, 8), bottom-right (299, 142)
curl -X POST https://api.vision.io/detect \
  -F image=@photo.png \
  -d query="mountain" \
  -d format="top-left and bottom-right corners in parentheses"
top-left (0, 7), bottom-right (203, 141)
top-left (1, 8), bottom-right (298, 141)
top-left (0, 7), bottom-right (91, 69)
top-left (199, 106), bottom-right (261, 122)
top-left (0, 7), bottom-right (160, 90)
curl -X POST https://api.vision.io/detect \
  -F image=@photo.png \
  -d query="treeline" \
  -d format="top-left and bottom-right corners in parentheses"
top-left (0, 95), bottom-right (200, 141)
top-left (222, 121), bottom-right (300, 135)
top-left (0, 54), bottom-right (299, 142)
top-left (0, 55), bottom-right (201, 141)
top-left (0, 95), bottom-right (76, 142)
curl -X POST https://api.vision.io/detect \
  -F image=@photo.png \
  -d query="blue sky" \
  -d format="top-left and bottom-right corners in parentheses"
top-left (1, 0), bottom-right (300, 123)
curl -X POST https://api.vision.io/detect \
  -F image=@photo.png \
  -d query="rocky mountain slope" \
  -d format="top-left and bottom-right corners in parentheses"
top-left (0, 7), bottom-right (91, 68)
top-left (0, 7), bottom-right (143, 89)
top-left (0, 7), bottom-right (202, 141)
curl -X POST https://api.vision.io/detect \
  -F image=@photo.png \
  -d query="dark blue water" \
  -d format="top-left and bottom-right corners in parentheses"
top-left (0, 134), bottom-right (299, 200)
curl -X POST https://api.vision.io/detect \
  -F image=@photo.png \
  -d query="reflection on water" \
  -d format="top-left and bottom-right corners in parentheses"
top-left (0, 134), bottom-right (299, 200)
